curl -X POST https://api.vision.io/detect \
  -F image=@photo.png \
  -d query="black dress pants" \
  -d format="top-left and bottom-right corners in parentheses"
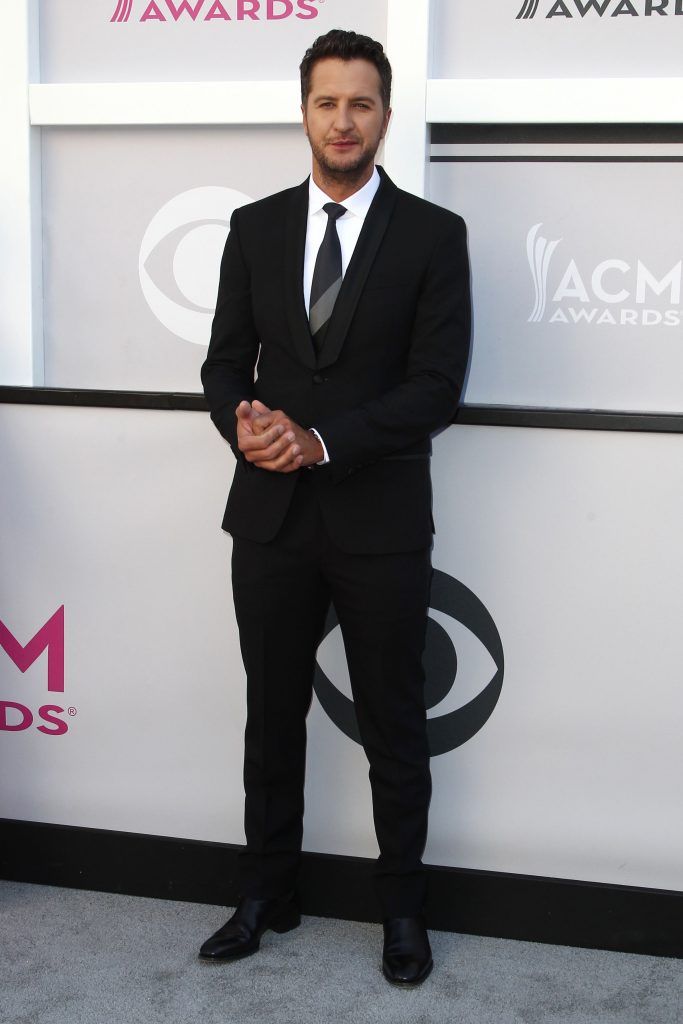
top-left (231, 471), bottom-right (433, 917)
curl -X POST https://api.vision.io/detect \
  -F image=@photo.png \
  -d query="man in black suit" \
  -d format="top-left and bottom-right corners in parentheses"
top-left (199, 29), bottom-right (470, 986)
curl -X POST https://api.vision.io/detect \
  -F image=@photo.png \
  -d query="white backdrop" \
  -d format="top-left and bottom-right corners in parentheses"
top-left (2, 0), bottom-right (683, 899)
top-left (41, 125), bottom-right (312, 391)
top-left (430, 147), bottom-right (683, 411)
top-left (1, 404), bottom-right (681, 892)
top-left (40, 0), bottom-right (387, 82)
top-left (431, 0), bottom-right (683, 79)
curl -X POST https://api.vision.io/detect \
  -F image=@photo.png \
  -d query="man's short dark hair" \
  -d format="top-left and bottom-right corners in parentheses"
top-left (300, 29), bottom-right (392, 111)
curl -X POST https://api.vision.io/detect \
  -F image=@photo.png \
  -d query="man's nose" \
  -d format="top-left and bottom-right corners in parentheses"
top-left (332, 103), bottom-right (354, 131)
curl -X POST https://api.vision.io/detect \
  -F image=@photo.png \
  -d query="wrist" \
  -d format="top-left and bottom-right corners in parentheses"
top-left (308, 427), bottom-right (330, 465)
top-left (307, 430), bottom-right (324, 465)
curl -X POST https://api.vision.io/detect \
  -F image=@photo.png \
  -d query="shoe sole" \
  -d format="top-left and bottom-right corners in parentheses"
top-left (198, 946), bottom-right (260, 964)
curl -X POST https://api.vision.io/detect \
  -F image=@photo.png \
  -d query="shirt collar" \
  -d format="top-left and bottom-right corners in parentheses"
top-left (308, 166), bottom-right (381, 219)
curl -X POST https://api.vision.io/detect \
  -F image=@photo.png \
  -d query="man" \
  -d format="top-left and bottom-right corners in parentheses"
top-left (199, 29), bottom-right (470, 986)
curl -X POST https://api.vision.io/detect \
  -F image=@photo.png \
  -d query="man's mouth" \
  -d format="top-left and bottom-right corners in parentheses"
top-left (329, 139), bottom-right (359, 149)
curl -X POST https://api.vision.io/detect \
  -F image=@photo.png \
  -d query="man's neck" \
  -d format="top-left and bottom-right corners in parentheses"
top-left (311, 163), bottom-right (376, 203)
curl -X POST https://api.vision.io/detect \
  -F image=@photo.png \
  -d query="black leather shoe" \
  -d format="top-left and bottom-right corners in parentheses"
top-left (198, 894), bottom-right (300, 963)
top-left (382, 917), bottom-right (433, 986)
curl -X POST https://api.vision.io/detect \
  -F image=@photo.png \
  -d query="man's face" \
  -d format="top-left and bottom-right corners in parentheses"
top-left (302, 58), bottom-right (391, 181)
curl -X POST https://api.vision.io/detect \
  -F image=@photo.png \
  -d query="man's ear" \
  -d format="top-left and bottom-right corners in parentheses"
top-left (381, 106), bottom-right (392, 140)
top-left (301, 103), bottom-right (308, 137)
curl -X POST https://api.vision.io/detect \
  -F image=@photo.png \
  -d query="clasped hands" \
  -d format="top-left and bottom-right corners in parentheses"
top-left (236, 400), bottom-right (323, 472)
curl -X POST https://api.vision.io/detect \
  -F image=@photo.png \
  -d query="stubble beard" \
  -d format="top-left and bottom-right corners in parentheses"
top-left (310, 138), bottom-right (379, 192)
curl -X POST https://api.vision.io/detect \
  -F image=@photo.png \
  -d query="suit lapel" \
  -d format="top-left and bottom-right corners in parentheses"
top-left (317, 167), bottom-right (398, 371)
top-left (284, 168), bottom-right (399, 371)
top-left (284, 177), bottom-right (317, 370)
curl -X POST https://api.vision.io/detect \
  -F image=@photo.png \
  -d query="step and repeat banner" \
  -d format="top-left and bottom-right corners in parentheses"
top-left (432, 0), bottom-right (683, 79)
top-left (39, 0), bottom-right (386, 392)
top-left (41, 125), bottom-right (309, 391)
top-left (40, 0), bottom-right (386, 82)
top-left (2, 1), bottom-right (682, 894)
top-left (430, 143), bottom-right (683, 411)
top-left (1, 404), bottom-right (682, 891)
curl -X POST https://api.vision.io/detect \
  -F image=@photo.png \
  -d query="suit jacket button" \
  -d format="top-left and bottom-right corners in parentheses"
top-left (313, 373), bottom-right (325, 385)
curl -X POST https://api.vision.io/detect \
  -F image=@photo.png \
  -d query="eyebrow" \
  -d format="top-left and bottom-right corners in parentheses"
top-left (314, 94), bottom-right (377, 104)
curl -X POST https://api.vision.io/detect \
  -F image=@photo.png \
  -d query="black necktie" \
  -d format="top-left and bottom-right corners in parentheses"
top-left (309, 202), bottom-right (347, 354)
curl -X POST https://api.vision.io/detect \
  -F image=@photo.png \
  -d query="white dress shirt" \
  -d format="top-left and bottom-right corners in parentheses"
top-left (305, 167), bottom-right (381, 463)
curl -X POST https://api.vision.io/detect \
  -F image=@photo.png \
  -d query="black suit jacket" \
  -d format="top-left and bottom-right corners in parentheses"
top-left (201, 166), bottom-right (471, 554)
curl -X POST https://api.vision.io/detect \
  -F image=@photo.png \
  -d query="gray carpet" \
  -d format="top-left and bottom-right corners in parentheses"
top-left (1, 881), bottom-right (680, 1024)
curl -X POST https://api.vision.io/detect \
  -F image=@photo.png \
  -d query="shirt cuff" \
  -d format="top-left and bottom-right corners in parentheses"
top-left (309, 428), bottom-right (330, 465)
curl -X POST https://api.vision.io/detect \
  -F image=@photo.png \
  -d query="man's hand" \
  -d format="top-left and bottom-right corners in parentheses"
top-left (235, 401), bottom-right (323, 472)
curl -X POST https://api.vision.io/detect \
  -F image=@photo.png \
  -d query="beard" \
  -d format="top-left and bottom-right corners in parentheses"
top-left (308, 136), bottom-right (379, 186)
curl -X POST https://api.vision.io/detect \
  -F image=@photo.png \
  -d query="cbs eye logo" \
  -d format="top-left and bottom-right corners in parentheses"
top-left (313, 571), bottom-right (504, 756)
top-left (138, 186), bottom-right (253, 346)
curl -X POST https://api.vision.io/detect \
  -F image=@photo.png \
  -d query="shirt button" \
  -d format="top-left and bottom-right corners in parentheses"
top-left (312, 373), bottom-right (325, 385)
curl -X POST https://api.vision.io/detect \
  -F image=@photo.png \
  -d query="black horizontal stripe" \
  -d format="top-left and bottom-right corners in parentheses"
top-left (1, 818), bottom-right (680, 957)
top-left (0, 386), bottom-right (207, 412)
top-left (431, 156), bottom-right (683, 163)
top-left (456, 405), bottom-right (683, 434)
top-left (430, 124), bottom-right (683, 145)
top-left (2, 388), bottom-right (683, 435)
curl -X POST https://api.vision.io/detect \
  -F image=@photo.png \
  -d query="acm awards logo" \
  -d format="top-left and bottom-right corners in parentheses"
top-left (314, 572), bottom-right (504, 757)
top-left (0, 608), bottom-right (73, 736)
top-left (139, 187), bottom-right (252, 345)
top-left (517, 0), bottom-right (683, 16)
top-left (526, 224), bottom-right (682, 327)
top-left (111, 0), bottom-right (320, 22)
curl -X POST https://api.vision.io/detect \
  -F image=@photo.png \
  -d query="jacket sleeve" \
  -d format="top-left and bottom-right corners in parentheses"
top-left (313, 214), bottom-right (471, 472)
top-left (200, 208), bottom-right (259, 460)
